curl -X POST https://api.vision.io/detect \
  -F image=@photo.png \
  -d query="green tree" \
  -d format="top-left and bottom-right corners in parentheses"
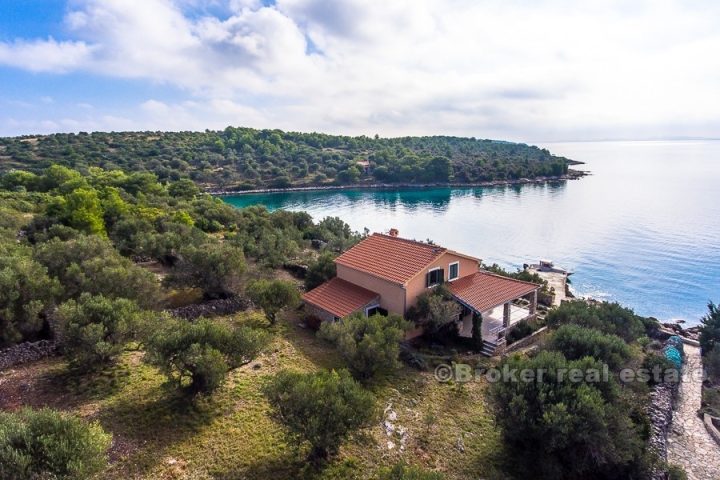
top-left (59, 187), bottom-right (106, 235)
top-left (700, 302), bottom-right (720, 354)
top-left (489, 351), bottom-right (645, 479)
top-left (34, 236), bottom-right (160, 308)
top-left (264, 369), bottom-right (376, 461)
top-left (146, 318), bottom-right (268, 394)
top-left (168, 178), bottom-right (200, 199)
top-left (168, 242), bottom-right (246, 299)
top-left (305, 252), bottom-right (337, 290)
top-left (318, 312), bottom-right (410, 380)
top-left (246, 279), bottom-right (300, 324)
top-left (0, 250), bottom-right (60, 347)
top-left (0, 407), bottom-right (111, 480)
top-left (548, 324), bottom-right (631, 371)
top-left (57, 293), bottom-right (145, 370)
top-left (546, 300), bottom-right (646, 343)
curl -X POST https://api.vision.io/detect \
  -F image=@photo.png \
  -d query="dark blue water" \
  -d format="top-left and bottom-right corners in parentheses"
top-left (223, 141), bottom-right (720, 324)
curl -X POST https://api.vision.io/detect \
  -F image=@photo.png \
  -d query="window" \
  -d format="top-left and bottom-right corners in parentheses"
top-left (366, 306), bottom-right (388, 317)
top-left (426, 268), bottom-right (444, 287)
top-left (448, 262), bottom-right (460, 281)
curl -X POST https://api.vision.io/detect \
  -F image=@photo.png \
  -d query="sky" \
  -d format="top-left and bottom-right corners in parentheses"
top-left (0, 0), bottom-right (719, 141)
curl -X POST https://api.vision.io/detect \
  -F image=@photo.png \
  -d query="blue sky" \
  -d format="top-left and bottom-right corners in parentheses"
top-left (1, 0), bottom-right (719, 141)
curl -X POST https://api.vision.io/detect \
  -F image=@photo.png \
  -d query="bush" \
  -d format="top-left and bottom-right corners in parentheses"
top-left (246, 279), bottom-right (300, 324)
top-left (506, 321), bottom-right (537, 345)
top-left (0, 407), bottom-right (111, 480)
top-left (264, 369), bottom-right (376, 461)
top-left (668, 464), bottom-right (688, 480)
top-left (305, 252), bottom-right (337, 290)
top-left (376, 463), bottom-right (444, 479)
top-left (705, 344), bottom-right (720, 381)
top-left (489, 351), bottom-right (646, 479)
top-left (548, 324), bottom-right (631, 370)
top-left (167, 242), bottom-right (246, 299)
top-left (546, 300), bottom-right (646, 342)
top-left (146, 318), bottom-right (268, 394)
top-left (57, 293), bottom-right (145, 371)
top-left (33, 235), bottom-right (159, 308)
top-left (318, 312), bottom-right (410, 380)
top-left (641, 354), bottom-right (680, 386)
top-left (700, 302), bottom-right (720, 354)
top-left (0, 251), bottom-right (60, 347)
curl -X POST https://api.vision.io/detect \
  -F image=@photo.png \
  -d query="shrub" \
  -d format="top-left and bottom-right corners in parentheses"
top-left (700, 302), bottom-right (720, 354)
top-left (264, 369), bottom-right (376, 461)
top-left (0, 407), bottom-right (111, 480)
top-left (641, 354), bottom-right (679, 386)
top-left (167, 242), bottom-right (246, 299)
top-left (0, 252), bottom-right (60, 347)
top-left (506, 321), bottom-right (537, 345)
top-left (246, 279), bottom-right (300, 324)
top-left (376, 463), bottom-right (444, 479)
top-left (489, 351), bottom-right (645, 479)
top-left (305, 252), bottom-right (337, 290)
top-left (57, 293), bottom-right (145, 371)
top-left (318, 312), bottom-right (410, 380)
top-left (33, 235), bottom-right (159, 308)
top-left (705, 344), bottom-right (720, 381)
top-left (145, 317), bottom-right (268, 394)
top-left (546, 300), bottom-right (646, 342)
top-left (668, 464), bottom-right (688, 480)
top-left (548, 324), bottom-right (631, 370)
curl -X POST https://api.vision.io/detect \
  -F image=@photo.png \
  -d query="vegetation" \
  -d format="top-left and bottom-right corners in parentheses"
top-left (490, 300), bottom-right (666, 479)
top-left (376, 463), bottom-right (445, 479)
top-left (0, 164), bottom-right (357, 349)
top-left (318, 312), bottom-right (410, 380)
top-left (57, 293), bottom-right (145, 371)
top-left (700, 302), bottom-right (720, 354)
top-left (246, 279), bottom-right (301, 324)
top-left (145, 317), bottom-right (269, 394)
top-left (264, 369), bottom-right (376, 461)
top-left (0, 128), bottom-right (574, 190)
top-left (548, 324), bottom-right (631, 370)
top-left (0, 407), bottom-right (111, 480)
top-left (490, 352), bottom-right (647, 479)
top-left (305, 251), bottom-right (337, 290)
top-left (546, 300), bottom-right (651, 342)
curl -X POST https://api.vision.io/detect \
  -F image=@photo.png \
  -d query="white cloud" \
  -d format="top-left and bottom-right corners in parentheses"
top-left (0, 38), bottom-right (93, 73)
top-left (1, 0), bottom-right (720, 140)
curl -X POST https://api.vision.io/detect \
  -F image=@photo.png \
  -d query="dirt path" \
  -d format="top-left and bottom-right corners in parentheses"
top-left (667, 344), bottom-right (720, 479)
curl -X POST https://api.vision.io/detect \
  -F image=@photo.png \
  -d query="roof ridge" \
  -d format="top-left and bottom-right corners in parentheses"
top-left (372, 232), bottom-right (447, 251)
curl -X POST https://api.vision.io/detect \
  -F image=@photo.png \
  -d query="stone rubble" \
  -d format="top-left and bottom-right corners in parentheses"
top-left (0, 340), bottom-right (57, 372)
top-left (166, 296), bottom-right (252, 320)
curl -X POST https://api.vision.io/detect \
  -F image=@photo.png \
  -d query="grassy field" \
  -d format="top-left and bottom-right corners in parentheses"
top-left (0, 311), bottom-right (506, 480)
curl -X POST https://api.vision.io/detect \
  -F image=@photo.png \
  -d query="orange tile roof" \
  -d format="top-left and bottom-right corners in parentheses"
top-left (448, 271), bottom-right (539, 312)
top-left (335, 233), bottom-right (447, 285)
top-left (302, 277), bottom-right (379, 318)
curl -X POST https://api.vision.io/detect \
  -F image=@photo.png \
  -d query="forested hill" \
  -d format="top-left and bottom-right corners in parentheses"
top-left (0, 127), bottom-right (577, 190)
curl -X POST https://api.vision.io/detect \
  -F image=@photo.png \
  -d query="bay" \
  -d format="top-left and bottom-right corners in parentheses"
top-left (222, 141), bottom-right (720, 324)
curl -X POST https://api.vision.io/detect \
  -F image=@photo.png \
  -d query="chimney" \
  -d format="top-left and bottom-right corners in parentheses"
top-left (388, 228), bottom-right (399, 237)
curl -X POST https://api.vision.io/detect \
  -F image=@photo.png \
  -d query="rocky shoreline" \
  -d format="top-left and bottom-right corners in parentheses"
top-left (207, 170), bottom-right (588, 196)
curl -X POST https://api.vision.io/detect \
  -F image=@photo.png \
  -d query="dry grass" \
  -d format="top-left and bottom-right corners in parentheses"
top-left (0, 311), bottom-right (506, 479)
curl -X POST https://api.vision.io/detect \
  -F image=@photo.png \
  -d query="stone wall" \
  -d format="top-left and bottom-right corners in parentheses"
top-left (648, 381), bottom-right (679, 479)
top-left (0, 340), bottom-right (57, 371)
top-left (503, 326), bottom-right (548, 354)
top-left (166, 296), bottom-right (252, 320)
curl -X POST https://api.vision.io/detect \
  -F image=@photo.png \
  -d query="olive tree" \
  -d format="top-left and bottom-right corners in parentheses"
top-left (264, 369), bottom-right (375, 461)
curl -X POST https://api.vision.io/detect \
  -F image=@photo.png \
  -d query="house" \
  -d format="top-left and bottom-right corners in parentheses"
top-left (302, 230), bottom-right (540, 354)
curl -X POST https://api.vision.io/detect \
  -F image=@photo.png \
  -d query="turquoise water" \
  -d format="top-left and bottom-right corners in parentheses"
top-left (223, 141), bottom-right (720, 324)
